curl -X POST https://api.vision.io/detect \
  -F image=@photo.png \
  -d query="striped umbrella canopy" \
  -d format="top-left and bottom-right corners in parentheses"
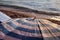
top-left (0, 18), bottom-right (60, 40)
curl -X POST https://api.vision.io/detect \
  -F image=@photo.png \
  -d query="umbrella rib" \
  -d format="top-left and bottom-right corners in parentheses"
top-left (36, 19), bottom-right (44, 40)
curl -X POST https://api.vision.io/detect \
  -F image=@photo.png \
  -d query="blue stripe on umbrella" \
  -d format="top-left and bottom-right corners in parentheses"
top-left (7, 32), bottom-right (43, 40)
top-left (7, 22), bottom-right (40, 34)
top-left (16, 19), bottom-right (37, 27)
top-left (0, 24), bottom-right (9, 34)
top-left (0, 24), bottom-right (43, 40)
top-left (26, 18), bottom-right (36, 22)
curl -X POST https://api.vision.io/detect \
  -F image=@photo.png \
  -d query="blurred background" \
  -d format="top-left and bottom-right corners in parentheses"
top-left (0, 0), bottom-right (60, 12)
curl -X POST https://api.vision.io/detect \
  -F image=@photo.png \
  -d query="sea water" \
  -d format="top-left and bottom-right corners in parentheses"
top-left (0, 0), bottom-right (60, 12)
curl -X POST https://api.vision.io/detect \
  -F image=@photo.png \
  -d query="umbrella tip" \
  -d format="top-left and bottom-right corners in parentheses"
top-left (31, 17), bottom-right (36, 20)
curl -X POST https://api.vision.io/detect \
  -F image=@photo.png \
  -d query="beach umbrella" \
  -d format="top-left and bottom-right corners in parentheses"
top-left (0, 18), bottom-right (43, 40)
top-left (0, 18), bottom-right (60, 40)
top-left (0, 11), bottom-right (11, 22)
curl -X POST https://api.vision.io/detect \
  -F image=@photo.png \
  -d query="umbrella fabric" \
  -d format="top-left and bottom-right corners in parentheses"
top-left (0, 18), bottom-right (43, 40)
top-left (0, 18), bottom-right (60, 40)
top-left (0, 12), bottom-right (11, 22)
top-left (38, 19), bottom-right (60, 40)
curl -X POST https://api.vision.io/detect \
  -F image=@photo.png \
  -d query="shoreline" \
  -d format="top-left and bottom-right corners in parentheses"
top-left (0, 5), bottom-right (60, 18)
top-left (0, 4), bottom-right (60, 25)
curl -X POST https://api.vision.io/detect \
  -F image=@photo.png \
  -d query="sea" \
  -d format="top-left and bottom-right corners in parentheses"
top-left (0, 0), bottom-right (60, 13)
